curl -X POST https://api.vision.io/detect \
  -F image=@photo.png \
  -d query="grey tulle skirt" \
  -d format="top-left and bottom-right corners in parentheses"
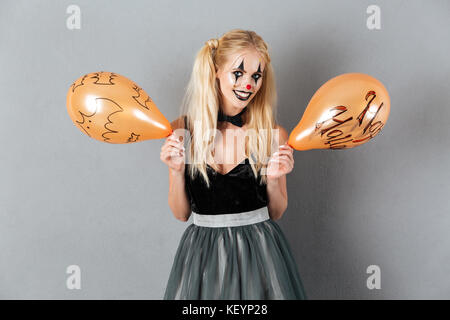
top-left (163, 219), bottom-right (307, 300)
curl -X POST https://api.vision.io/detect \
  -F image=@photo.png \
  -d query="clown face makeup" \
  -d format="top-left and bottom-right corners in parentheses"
top-left (216, 49), bottom-right (265, 113)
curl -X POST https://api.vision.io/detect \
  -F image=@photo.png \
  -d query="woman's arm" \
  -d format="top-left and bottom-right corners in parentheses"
top-left (165, 117), bottom-right (191, 221)
top-left (266, 125), bottom-right (292, 220)
top-left (168, 168), bottom-right (191, 221)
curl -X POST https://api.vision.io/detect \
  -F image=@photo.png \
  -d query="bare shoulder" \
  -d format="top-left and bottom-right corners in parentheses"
top-left (170, 115), bottom-right (186, 131)
top-left (275, 124), bottom-right (289, 145)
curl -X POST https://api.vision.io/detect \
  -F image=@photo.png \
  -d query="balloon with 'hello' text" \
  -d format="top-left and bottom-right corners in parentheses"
top-left (288, 73), bottom-right (390, 151)
top-left (66, 71), bottom-right (173, 144)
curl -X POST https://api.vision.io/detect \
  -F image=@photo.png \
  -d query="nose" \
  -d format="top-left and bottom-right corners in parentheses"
top-left (246, 84), bottom-right (252, 90)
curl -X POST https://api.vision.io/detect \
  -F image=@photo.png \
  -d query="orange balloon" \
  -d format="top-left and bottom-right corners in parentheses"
top-left (288, 73), bottom-right (390, 151)
top-left (66, 71), bottom-right (173, 144)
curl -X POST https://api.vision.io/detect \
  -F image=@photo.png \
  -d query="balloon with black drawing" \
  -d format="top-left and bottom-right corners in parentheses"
top-left (66, 71), bottom-right (172, 144)
top-left (288, 73), bottom-right (390, 151)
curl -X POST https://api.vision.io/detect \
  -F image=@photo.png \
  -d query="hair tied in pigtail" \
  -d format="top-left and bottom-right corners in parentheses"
top-left (206, 38), bottom-right (219, 55)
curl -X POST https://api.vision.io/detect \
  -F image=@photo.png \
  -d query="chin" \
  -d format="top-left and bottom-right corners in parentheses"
top-left (235, 98), bottom-right (252, 107)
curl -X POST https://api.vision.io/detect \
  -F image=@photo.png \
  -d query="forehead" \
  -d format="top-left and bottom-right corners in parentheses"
top-left (223, 49), bottom-right (265, 71)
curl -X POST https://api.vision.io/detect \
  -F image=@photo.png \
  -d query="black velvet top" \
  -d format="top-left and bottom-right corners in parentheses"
top-left (183, 116), bottom-right (268, 215)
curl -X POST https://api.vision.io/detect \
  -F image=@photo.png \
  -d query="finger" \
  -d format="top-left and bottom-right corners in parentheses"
top-left (167, 134), bottom-right (183, 144)
top-left (272, 156), bottom-right (292, 169)
top-left (278, 150), bottom-right (294, 163)
top-left (277, 157), bottom-right (293, 171)
top-left (165, 133), bottom-right (175, 143)
top-left (171, 151), bottom-right (185, 164)
top-left (161, 149), bottom-right (176, 162)
top-left (166, 135), bottom-right (183, 147)
top-left (276, 144), bottom-right (292, 152)
top-left (162, 146), bottom-right (184, 160)
top-left (168, 134), bottom-right (182, 142)
top-left (278, 148), bottom-right (294, 163)
top-left (280, 144), bottom-right (294, 152)
top-left (271, 150), bottom-right (281, 158)
top-left (269, 157), bottom-right (286, 166)
top-left (272, 149), bottom-right (292, 163)
top-left (268, 157), bottom-right (282, 169)
top-left (168, 146), bottom-right (185, 157)
top-left (269, 158), bottom-right (289, 173)
top-left (162, 140), bottom-right (185, 152)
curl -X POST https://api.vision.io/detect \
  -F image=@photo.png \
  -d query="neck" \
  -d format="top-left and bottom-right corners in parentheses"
top-left (219, 95), bottom-right (248, 116)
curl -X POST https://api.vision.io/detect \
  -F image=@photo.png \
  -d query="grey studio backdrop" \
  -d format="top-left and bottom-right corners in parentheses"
top-left (0, 0), bottom-right (449, 299)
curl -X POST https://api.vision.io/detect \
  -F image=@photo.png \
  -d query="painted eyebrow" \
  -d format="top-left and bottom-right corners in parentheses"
top-left (232, 67), bottom-right (263, 74)
top-left (233, 61), bottom-right (263, 74)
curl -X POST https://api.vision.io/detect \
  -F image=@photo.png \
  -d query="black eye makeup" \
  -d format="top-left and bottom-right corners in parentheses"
top-left (231, 69), bottom-right (263, 85)
top-left (231, 59), bottom-right (264, 86)
top-left (252, 73), bottom-right (262, 84)
top-left (233, 70), bottom-right (243, 83)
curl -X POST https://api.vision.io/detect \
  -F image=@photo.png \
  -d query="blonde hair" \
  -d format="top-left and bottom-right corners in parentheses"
top-left (180, 29), bottom-right (279, 187)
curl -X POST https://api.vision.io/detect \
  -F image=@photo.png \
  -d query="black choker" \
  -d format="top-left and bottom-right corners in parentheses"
top-left (217, 107), bottom-right (247, 127)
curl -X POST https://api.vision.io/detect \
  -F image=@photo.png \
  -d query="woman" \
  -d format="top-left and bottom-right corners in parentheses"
top-left (160, 29), bottom-right (307, 299)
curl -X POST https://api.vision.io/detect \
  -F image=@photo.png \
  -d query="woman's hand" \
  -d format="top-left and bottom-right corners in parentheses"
top-left (266, 144), bottom-right (294, 180)
top-left (160, 132), bottom-right (185, 174)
